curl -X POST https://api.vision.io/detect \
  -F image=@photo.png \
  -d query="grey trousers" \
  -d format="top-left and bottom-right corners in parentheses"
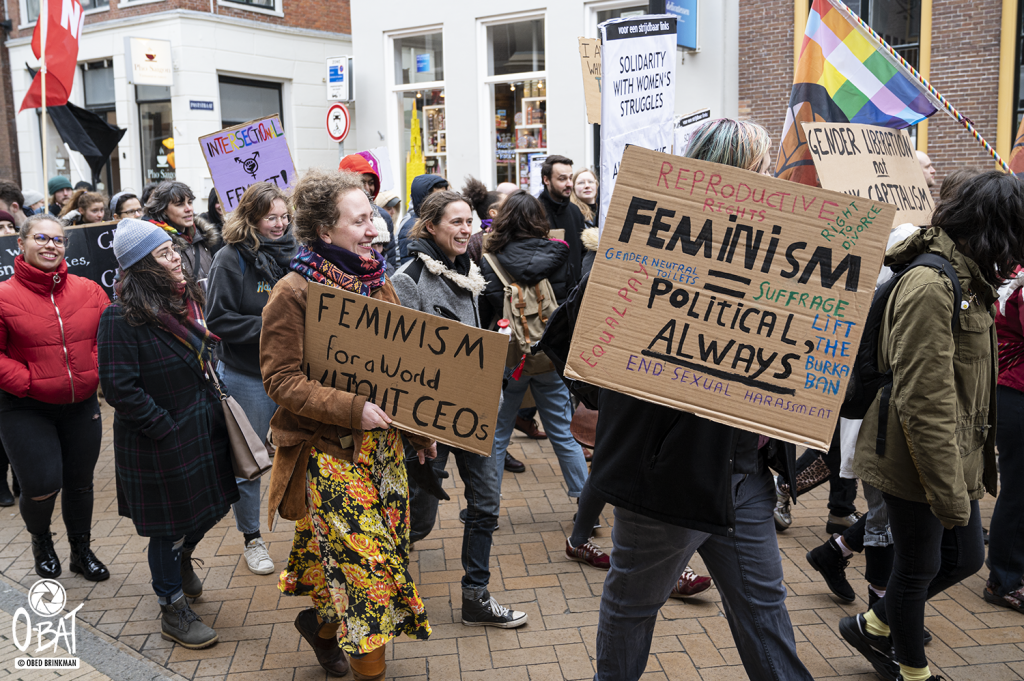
top-left (594, 468), bottom-right (813, 681)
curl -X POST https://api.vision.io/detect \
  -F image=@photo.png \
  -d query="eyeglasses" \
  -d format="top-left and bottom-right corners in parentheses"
top-left (119, 208), bottom-right (144, 217)
top-left (31, 234), bottom-right (68, 247)
top-left (262, 214), bottom-right (291, 225)
top-left (153, 248), bottom-right (178, 262)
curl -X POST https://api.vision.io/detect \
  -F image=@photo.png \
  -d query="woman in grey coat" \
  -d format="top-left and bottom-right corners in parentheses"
top-left (391, 191), bottom-right (528, 630)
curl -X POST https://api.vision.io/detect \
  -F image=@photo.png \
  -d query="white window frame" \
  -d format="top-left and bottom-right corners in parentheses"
top-left (386, 24), bottom-right (446, 207)
top-left (476, 11), bottom-right (547, 189)
top-left (109, 0), bottom-right (166, 11)
top-left (216, 0), bottom-right (284, 18)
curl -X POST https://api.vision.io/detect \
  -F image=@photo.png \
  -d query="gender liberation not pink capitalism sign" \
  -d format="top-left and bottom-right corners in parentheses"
top-left (200, 115), bottom-right (297, 212)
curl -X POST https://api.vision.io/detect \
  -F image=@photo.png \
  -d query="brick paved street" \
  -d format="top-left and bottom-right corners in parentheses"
top-left (0, 401), bottom-right (1020, 680)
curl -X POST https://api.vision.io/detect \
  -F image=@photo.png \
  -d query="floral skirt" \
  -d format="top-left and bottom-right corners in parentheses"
top-left (278, 428), bottom-right (431, 654)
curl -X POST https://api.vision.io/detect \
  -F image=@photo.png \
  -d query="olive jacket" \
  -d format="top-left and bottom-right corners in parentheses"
top-left (853, 226), bottom-right (998, 528)
top-left (260, 271), bottom-right (434, 527)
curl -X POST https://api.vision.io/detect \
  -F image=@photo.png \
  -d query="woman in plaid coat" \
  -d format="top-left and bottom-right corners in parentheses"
top-left (98, 218), bottom-right (238, 651)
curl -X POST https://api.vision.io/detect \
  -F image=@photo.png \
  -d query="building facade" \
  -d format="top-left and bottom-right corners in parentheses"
top-left (351, 0), bottom-right (739, 205)
top-left (3, 0), bottom-right (353, 208)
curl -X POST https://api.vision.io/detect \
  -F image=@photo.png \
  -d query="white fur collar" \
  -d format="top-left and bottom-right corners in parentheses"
top-left (417, 252), bottom-right (487, 296)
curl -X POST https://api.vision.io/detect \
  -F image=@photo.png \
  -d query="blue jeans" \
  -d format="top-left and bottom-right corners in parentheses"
top-left (218, 362), bottom-right (277, 536)
top-left (148, 513), bottom-right (222, 600)
top-left (595, 469), bottom-right (812, 681)
top-left (405, 442), bottom-right (502, 600)
top-left (493, 370), bottom-right (587, 498)
top-left (989, 384), bottom-right (1024, 596)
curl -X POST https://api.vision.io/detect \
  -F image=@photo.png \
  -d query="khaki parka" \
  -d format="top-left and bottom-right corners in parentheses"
top-left (853, 226), bottom-right (998, 528)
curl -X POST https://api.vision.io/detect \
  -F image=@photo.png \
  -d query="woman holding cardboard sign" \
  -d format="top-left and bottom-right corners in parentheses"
top-left (260, 168), bottom-right (436, 681)
top-left (392, 190), bottom-right (529, 630)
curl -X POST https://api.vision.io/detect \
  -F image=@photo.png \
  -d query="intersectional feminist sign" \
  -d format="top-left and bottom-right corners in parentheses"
top-left (304, 283), bottom-right (507, 457)
top-left (0, 222), bottom-right (117, 298)
top-left (200, 116), bottom-right (296, 212)
top-left (802, 122), bottom-right (934, 227)
top-left (565, 147), bottom-right (894, 449)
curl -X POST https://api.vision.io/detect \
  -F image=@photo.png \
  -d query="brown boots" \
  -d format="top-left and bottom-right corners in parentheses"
top-left (350, 645), bottom-right (386, 681)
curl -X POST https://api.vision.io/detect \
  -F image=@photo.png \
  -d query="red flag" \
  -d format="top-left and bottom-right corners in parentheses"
top-left (19, 0), bottom-right (84, 112)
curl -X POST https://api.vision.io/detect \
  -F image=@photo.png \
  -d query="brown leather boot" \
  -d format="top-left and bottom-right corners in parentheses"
top-left (350, 644), bottom-right (386, 681)
top-left (293, 609), bottom-right (349, 677)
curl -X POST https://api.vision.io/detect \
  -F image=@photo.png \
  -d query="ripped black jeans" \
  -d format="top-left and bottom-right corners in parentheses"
top-left (0, 391), bottom-right (102, 536)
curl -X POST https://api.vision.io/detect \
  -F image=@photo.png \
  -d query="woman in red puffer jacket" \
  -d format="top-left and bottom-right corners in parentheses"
top-left (0, 214), bottom-right (111, 581)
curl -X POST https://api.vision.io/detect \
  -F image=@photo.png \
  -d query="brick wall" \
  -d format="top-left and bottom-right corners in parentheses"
top-left (739, 0), bottom-right (1007, 188)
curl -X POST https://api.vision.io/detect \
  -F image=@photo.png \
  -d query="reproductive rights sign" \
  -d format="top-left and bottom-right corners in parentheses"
top-left (200, 116), bottom-right (296, 212)
top-left (565, 146), bottom-right (894, 450)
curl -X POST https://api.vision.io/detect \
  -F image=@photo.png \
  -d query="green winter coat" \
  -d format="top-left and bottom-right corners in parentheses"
top-left (853, 226), bottom-right (998, 528)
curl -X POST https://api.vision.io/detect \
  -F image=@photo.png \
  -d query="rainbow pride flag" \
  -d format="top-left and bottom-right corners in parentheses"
top-left (776, 0), bottom-right (942, 185)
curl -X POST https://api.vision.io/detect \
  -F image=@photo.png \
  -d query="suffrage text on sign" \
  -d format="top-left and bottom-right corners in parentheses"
top-left (200, 116), bottom-right (296, 212)
top-left (304, 283), bottom-right (507, 457)
top-left (802, 122), bottom-right (934, 227)
top-left (565, 146), bottom-right (894, 449)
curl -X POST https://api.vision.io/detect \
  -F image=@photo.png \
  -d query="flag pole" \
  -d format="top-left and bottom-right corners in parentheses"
top-left (40, 0), bottom-right (49, 206)
top-left (828, 0), bottom-right (1011, 173)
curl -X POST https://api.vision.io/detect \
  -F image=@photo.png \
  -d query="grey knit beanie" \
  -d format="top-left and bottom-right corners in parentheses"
top-left (113, 218), bottom-right (172, 269)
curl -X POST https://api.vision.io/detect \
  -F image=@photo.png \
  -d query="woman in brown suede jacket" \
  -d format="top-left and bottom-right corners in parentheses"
top-left (260, 168), bottom-right (436, 681)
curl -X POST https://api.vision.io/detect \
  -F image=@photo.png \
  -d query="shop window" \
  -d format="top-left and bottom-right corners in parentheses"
top-left (596, 5), bottom-right (646, 24)
top-left (399, 89), bottom-right (447, 202)
top-left (82, 61), bottom-right (120, 194)
top-left (488, 19), bottom-right (545, 77)
top-left (847, 0), bottom-right (921, 70)
top-left (219, 76), bottom-right (283, 128)
top-left (138, 85), bottom-right (174, 185)
top-left (394, 32), bottom-right (444, 86)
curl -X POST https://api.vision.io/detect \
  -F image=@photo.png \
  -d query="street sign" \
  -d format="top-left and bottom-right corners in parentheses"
top-left (327, 103), bottom-right (350, 142)
top-left (327, 56), bottom-right (351, 101)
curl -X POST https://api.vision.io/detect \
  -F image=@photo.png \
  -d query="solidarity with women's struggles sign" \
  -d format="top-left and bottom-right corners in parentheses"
top-left (802, 122), bottom-right (934, 227)
top-left (304, 283), bottom-right (507, 457)
top-left (0, 222), bottom-right (118, 298)
top-left (200, 115), bottom-right (296, 212)
top-left (565, 146), bottom-right (894, 449)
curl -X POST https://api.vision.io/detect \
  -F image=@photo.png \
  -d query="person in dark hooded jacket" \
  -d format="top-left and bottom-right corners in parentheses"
top-left (398, 174), bottom-right (449, 265)
top-left (338, 154), bottom-right (400, 274)
top-left (146, 182), bottom-right (221, 287)
top-left (538, 155), bottom-right (587, 294)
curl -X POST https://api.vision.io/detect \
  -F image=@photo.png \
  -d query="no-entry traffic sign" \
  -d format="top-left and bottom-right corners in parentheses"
top-left (327, 103), bottom-right (350, 142)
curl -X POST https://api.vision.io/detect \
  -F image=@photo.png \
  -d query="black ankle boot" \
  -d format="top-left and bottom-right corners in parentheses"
top-left (0, 479), bottom-right (14, 507)
top-left (180, 547), bottom-right (203, 599)
top-left (31, 532), bottom-right (61, 578)
top-left (69, 534), bottom-right (109, 581)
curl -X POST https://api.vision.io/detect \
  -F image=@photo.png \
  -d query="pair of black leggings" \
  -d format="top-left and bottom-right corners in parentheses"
top-left (870, 494), bottom-right (984, 668)
top-left (0, 392), bottom-right (102, 537)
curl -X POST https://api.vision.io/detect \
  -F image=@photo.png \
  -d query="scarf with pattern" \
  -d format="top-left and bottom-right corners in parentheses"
top-left (289, 241), bottom-right (386, 295)
top-left (150, 218), bottom-right (192, 244)
top-left (157, 285), bottom-right (220, 368)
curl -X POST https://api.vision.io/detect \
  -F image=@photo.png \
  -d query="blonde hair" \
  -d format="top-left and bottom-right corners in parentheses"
top-left (684, 119), bottom-right (772, 173)
top-left (570, 168), bottom-right (598, 223)
top-left (222, 183), bottom-right (288, 249)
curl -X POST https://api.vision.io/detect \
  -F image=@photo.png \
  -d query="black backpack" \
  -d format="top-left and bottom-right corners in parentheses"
top-left (841, 253), bottom-right (962, 456)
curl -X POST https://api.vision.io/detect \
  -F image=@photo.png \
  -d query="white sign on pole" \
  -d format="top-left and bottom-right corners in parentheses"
top-left (598, 14), bottom-right (677, 238)
top-left (327, 103), bottom-right (350, 142)
top-left (327, 56), bottom-right (351, 101)
top-left (125, 37), bottom-right (173, 86)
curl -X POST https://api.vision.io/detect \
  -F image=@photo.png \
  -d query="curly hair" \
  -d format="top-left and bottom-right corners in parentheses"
top-left (484, 190), bottom-right (549, 254)
top-left (146, 182), bottom-right (195, 227)
top-left (684, 119), bottom-right (772, 173)
top-left (117, 254), bottom-right (205, 328)
top-left (291, 168), bottom-right (365, 245)
top-left (461, 176), bottom-right (501, 221)
top-left (409, 191), bottom-right (473, 241)
top-left (221, 182), bottom-right (289, 249)
top-left (933, 171), bottom-right (1024, 288)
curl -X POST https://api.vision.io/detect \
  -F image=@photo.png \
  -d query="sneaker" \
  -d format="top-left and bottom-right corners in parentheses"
top-left (160, 594), bottom-right (218, 649)
top-left (826, 511), bottom-right (863, 535)
top-left (458, 508), bottom-right (499, 531)
top-left (983, 578), bottom-right (1024, 613)
top-left (565, 538), bottom-right (610, 570)
top-left (773, 475), bottom-right (792, 531)
top-left (838, 614), bottom-right (899, 681)
top-left (244, 538), bottom-right (275, 575)
top-left (806, 536), bottom-right (855, 603)
top-left (669, 567), bottom-right (713, 599)
top-left (461, 591), bottom-right (528, 628)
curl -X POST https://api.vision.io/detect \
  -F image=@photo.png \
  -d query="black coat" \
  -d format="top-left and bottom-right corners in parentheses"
top-left (478, 237), bottom-right (570, 329)
top-left (98, 304), bottom-right (239, 537)
top-left (538, 188), bottom-right (586, 293)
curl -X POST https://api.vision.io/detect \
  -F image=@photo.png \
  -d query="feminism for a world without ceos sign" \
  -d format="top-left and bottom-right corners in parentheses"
top-left (565, 146), bottom-right (894, 450)
top-left (304, 283), bottom-right (507, 457)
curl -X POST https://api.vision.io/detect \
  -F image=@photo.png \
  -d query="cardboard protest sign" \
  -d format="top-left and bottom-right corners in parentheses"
top-left (578, 38), bottom-right (602, 125)
top-left (0, 222), bottom-right (118, 298)
top-left (599, 15), bottom-right (677, 232)
top-left (801, 122), bottom-right (934, 227)
top-left (565, 146), bottom-right (894, 449)
top-left (200, 116), bottom-right (296, 212)
top-left (304, 282), bottom-right (507, 456)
